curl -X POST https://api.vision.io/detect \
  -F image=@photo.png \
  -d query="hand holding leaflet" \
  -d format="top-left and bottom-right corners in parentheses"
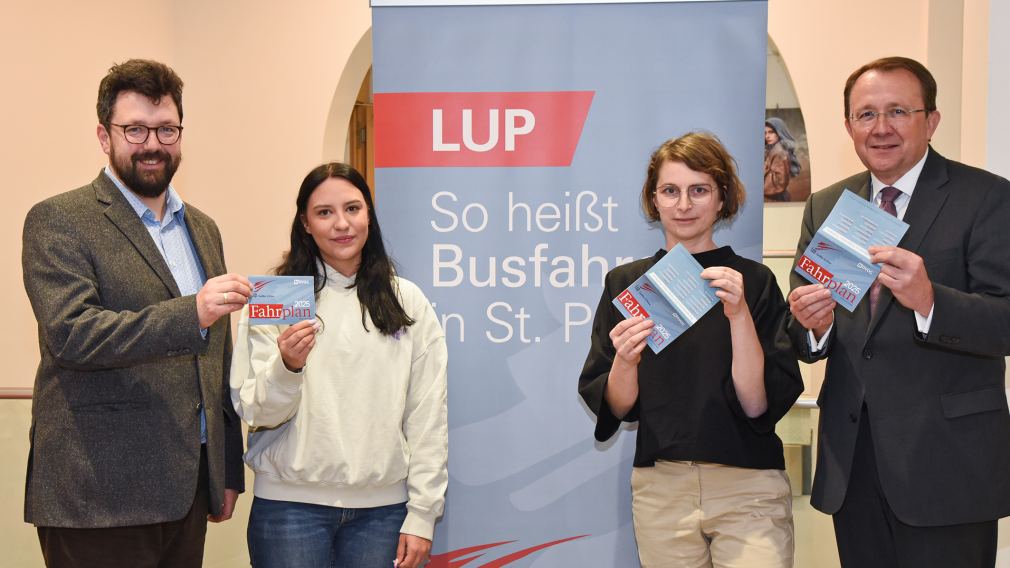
top-left (612, 244), bottom-right (720, 353)
top-left (794, 189), bottom-right (909, 312)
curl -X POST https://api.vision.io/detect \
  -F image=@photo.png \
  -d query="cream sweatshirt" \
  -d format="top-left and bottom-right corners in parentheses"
top-left (230, 265), bottom-right (448, 540)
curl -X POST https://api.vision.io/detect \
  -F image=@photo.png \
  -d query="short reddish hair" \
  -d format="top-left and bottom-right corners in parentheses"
top-left (640, 132), bottom-right (745, 222)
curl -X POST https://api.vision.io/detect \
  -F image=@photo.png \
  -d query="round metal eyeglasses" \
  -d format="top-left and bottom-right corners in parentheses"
top-left (654, 184), bottom-right (716, 205)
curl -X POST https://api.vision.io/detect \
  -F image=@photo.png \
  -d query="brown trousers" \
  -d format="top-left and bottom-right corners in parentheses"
top-left (37, 449), bottom-right (210, 568)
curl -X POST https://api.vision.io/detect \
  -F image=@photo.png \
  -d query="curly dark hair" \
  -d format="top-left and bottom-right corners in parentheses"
top-left (97, 59), bottom-right (183, 127)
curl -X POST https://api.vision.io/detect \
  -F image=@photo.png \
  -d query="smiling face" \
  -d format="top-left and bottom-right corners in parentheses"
top-left (652, 160), bottom-right (724, 253)
top-left (301, 177), bottom-right (370, 277)
top-left (97, 91), bottom-right (182, 198)
top-left (844, 68), bottom-right (940, 185)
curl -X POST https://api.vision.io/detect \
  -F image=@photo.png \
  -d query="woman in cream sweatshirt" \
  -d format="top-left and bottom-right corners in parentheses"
top-left (231, 163), bottom-right (447, 568)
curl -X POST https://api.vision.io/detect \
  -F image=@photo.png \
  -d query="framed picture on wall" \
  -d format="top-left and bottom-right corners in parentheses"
top-left (764, 109), bottom-right (811, 204)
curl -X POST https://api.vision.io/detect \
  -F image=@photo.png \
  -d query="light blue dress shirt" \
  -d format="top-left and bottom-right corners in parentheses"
top-left (104, 167), bottom-right (209, 443)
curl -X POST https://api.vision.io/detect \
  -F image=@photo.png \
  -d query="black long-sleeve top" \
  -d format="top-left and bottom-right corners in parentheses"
top-left (579, 246), bottom-right (803, 469)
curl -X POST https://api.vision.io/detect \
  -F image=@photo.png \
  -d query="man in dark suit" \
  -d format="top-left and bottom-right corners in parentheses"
top-left (788, 56), bottom-right (1010, 567)
top-left (22, 59), bottom-right (252, 567)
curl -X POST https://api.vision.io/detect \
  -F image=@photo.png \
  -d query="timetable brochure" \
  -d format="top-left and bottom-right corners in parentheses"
top-left (794, 189), bottom-right (909, 312)
top-left (612, 244), bottom-right (720, 354)
top-left (247, 276), bottom-right (315, 325)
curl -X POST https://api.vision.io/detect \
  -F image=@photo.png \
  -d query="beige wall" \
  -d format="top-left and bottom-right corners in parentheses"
top-left (169, 0), bottom-right (372, 277)
top-left (1, 0), bottom-right (371, 394)
top-left (1, 1), bottom-right (987, 388)
top-left (1, 0), bottom-right (174, 396)
top-left (763, 0), bottom-right (990, 251)
top-left (0, 1), bottom-right (996, 566)
top-left (1, 1), bottom-right (371, 564)
top-left (767, 0), bottom-right (926, 194)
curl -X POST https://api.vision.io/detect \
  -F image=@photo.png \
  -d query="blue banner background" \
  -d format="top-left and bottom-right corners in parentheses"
top-left (373, 2), bottom-right (767, 564)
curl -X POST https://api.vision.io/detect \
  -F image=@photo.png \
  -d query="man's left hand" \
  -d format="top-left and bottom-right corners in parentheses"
top-left (208, 489), bottom-right (239, 523)
top-left (869, 246), bottom-right (934, 316)
top-left (396, 533), bottom-right (432, 568)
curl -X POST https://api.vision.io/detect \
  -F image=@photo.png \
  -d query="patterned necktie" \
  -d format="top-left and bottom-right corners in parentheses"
top-left (868, 186), bottom-right (902, 316)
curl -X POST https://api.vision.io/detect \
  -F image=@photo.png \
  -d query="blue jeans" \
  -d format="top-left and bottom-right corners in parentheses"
top-left (248, 497), bottom-right (407, 568)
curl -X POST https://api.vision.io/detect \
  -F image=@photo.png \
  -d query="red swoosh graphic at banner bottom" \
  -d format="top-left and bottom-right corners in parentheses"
top-left (428, 535), bottom-right (589, 568)
top-left (427, 540), bottom-right (514, 568)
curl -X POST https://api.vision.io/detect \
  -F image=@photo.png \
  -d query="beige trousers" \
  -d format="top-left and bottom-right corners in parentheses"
top-left (631, 460), bottom-right (794, 568)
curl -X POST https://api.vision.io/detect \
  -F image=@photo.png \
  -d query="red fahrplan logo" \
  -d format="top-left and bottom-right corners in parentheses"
top-left (797, 255), bottom-right (834, 285)
top-left (249, 304), bottom-right (312, 320)
top-left (616, 289), bottom-right (649, 318)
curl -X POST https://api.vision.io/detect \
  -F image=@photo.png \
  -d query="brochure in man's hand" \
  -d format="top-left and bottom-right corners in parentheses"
top-left (247, 275), bottom-right (316, 325)
top-left (794, 189), bottom-right (909, 312)
top-left (612, 244), bottom-right (720, 354)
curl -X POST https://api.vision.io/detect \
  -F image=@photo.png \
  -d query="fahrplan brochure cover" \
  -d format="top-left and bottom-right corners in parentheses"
top-left (612, 244), bottom-right (720, 354)
top-left (247, 275), bottom-right (315, 325)
top-left (794, 189), bottom-right (909, 312)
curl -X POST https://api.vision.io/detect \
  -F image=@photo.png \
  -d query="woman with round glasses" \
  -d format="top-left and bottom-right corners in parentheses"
top-left (230, 163), bottom-right (447, 568)
top-left (579, 132), bottom-right (803, 567)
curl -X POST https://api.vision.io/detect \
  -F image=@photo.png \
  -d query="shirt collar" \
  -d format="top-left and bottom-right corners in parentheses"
top-left (318, 258), bottom-right (357, 288)
top-left (103, 166), bottom-right (185, 224)
top-left (869, 150), bottom-right (929, 200)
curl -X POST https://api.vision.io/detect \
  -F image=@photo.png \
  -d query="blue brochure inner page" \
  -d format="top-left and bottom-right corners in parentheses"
top-left (248, 275), bottom-right (316, 325)
top-left (644, 244), bottom-right (720, 327)
top-left (612, 244), bottom-right (720, 354)
top-left (794, 189), bottom-right (909, 312)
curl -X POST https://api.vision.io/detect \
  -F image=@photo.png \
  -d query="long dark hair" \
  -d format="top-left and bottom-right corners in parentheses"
top-left (274, 162), bottom-right (414, 336)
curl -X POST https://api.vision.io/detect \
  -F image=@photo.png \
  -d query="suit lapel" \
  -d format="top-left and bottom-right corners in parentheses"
top-left (853, 173), bottom-right (872, 202)
top-left (865, 149), bottom-right (950, 339)
top-left (895, 149), bottom-right (950, 255)
top-left (94, 172), bottom-right (182, 297)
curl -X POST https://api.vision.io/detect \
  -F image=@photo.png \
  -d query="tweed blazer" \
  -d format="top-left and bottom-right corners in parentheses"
top-left (22, 171), bottom-right (244, 528)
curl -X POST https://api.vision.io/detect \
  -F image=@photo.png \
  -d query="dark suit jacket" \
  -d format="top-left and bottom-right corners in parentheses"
top-left (788, 148), bottom-right (1010, 526)
top-left (21, 171), bottom-right (244, 528)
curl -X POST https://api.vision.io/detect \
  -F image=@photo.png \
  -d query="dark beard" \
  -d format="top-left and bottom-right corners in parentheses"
top-left (111, 149), bottom-right (182, 198)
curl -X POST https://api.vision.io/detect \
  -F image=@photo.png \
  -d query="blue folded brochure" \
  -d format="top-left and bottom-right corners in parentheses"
top-left (247, 275), bottom-right (316, 325)
top-left (794, 189), bottom-right (909, 312)
top-left (611, 243), bottom-right (720, 354)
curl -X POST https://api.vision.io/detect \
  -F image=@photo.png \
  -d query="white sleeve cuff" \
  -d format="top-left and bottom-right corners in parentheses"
top-left (914, 303), bottom-right (935, 334)
top-left (807, 324), bottom-right (833, 354)
top-left (400, 508), bottom-right (437, 541)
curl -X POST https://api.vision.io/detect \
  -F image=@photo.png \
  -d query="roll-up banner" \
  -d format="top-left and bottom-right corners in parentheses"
top-left (371, 1), bottom-right (768, 564)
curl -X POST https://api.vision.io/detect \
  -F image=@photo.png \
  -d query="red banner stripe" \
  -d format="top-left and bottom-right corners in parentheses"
top-left (374, 91), bottom-right (594, 167)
